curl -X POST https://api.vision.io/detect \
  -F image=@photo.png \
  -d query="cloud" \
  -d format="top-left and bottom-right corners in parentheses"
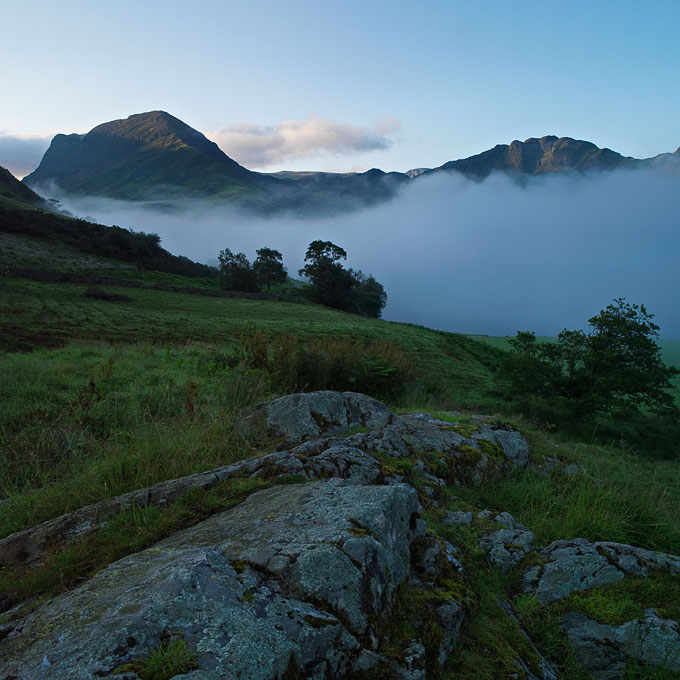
top-left (0, 134), bottom-right (52, 178)
top-left (38, 167), bottom-right (680, 338)
top-left (207, 116), bottom-right (401, 168)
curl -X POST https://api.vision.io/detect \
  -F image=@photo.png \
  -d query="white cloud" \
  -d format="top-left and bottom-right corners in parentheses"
top-left (0, 134), bottom-right (52, 178)
top-left (207, 116), bottom-right (401, 168)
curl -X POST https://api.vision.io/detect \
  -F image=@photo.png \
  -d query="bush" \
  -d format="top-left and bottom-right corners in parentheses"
top-left (501, 299), bottom-right (679, 423)
top-left (235, 330), bottom-right (412, 402)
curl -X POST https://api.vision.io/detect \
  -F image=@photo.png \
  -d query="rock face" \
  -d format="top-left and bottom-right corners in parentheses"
top-left (562, 611), bottom-right (680, 679)
top-left (523, 539), bottom-right (680, 604)
top-left (1, 480), bottom-right (420, 679)
top-left (237, 390), bottom-right (394, 449)
top-left (523, 538), bottom-right (680, 678)
top-left (2, 390), bottom-right (679, 680)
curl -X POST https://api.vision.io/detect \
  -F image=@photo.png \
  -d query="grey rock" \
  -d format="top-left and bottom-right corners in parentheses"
top-left (304, 444), bottom-right (382, 485)
top-left (394, 640), bottom-right (427, 680)
top-left (480, 528), bottom-right (535, 573)
top-left (352, 648), bottom-right (387, 672)
top-left (443, 510), bottom-right (473, 526)
top-left (564, 463), bottom-right (587, 475)
top-left (562, 611), bottom-right (680, 679)
top-left (597, 541), bottom-right (680, 578)
top-left (618, 612), bottom-right (680, 670)
top-left (494, 511), bottom-right (529, 531)
top-left (435, 600), bottom-right (464, 663)
top-left (561, 613), bottom-right (628, 680)
top-left (238, 391), bottom-right (393, 448)
top-left (524, 538), bottom-right (680, 604)
top-left (523, 538), bottom-right (625, 603)
top-left (0, 480), bottom-right (419, 679)
top-left (472, 424), bottom-right (529, 468)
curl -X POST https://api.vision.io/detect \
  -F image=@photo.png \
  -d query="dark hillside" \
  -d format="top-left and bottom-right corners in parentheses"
top-left (24, 111), bottom-right (274, 207)
top-left (0, 165), bottom-right (47, 207)
top-left (0, 194), bottom-right (216, 278)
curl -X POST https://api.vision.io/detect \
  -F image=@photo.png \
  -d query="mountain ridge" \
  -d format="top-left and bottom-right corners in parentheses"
top-left (22, 111), bottom-right (680, 213)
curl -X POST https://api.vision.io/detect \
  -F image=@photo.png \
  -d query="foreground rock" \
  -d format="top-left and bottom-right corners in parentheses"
top-left (562, 611), bottom-right (680, 679)
top-left (523, 538), bottom-right (680, 678)
top-left (3, 390), bottom-right (678, 679)
top-left (0, 393), bottom-right (527, 571)
top-left (523, 538), bottom-right (680, 604)
top-left (1, 480), bottom-right (422, 678)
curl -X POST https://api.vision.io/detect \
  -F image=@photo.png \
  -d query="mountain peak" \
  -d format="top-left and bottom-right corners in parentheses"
top-left (436, 135), bottom-right (632, 178)
top-left (24, 111), bottom-right (260, 202)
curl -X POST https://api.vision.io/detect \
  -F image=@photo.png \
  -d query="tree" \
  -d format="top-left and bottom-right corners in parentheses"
top-left (501, 299), bottom-right (679, 419)
top-left (299, 240), bottom-right (357, 311)
top-left (298, 240), bottom-right (388, 318)
top-left (351, 271), bottom-right (388, 318)
top-left (217, 248), bottom-right (259, 292)
top-left (253, 247), bottom-right (287, 290)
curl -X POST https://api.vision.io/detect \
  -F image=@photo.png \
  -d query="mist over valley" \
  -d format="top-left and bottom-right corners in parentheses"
top-left (38, 165), bottom-right (680, 338)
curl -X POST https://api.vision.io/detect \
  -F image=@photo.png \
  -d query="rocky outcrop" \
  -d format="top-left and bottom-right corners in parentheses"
top-left (2, 391), bottom-right (679, 679)
top-left (0, 393), bottom-right (524, 571)
top-left (237, 391), bottom-right (394, 449)
top-left (522, 538), bottom-right (680, 678)
top-left (522, 538), bottom-right (680, 604)
top-left (1, 480), bottom-right (419, 678)
top-left (562, 611), bottom-right (680, 679)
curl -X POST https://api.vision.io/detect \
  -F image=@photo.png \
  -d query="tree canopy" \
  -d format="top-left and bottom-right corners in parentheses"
top-left (217, 248), bottom-right (259, 293)
top-left (299, 240), bottom-right (387, 317)
top-left (501, 299), bottom-right (679, 421)
top-left (253, 247), bottom-right (287, 290)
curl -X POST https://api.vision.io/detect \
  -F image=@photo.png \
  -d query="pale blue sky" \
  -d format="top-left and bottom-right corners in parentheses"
top-left (3, 0), bottom-right (680, 174)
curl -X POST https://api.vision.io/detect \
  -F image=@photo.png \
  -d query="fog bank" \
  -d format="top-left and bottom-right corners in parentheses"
top-left (42, 169), bottom-right (680, 337)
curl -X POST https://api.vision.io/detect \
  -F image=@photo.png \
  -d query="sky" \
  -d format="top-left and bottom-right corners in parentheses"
top-left (2, 0), bottom-right (680, 177)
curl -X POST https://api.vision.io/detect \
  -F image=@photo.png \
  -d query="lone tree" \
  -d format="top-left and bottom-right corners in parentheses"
top-left (217, 248), bottom-right (259, 293)
top-left (299, 240), bottom-right (357, 311)
top-left (501, 298), bottom-right (679, 420)
top-left (253, 247), bottom-right (287, 290)
top-left (299, 240), bottom-right (387, 317)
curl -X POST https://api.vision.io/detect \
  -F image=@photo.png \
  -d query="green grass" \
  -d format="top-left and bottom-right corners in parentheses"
top-left (0, 343), bottom-right (274, 535)
top-left (0, 276), bottom-right (504, 404)
top-left (2, 257), bottom-right (680, 679)
top-left (113, 637), bottom-right (198, 679)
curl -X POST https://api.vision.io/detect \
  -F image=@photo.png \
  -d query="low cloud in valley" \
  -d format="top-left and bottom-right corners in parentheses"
top-left (40, 168), bottom-right (680, 338)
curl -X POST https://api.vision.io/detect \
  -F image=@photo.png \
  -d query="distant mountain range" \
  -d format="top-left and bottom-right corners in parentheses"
top-left (21, 111), bottom-right (680, 214)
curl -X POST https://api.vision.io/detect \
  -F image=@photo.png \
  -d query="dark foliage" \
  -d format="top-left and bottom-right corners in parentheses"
top-left (217, 248), bottom-right (259, 293)
top-left (0, 198), bottom-right (217, 278)
top-left (501, 299), bottom-right (679, 423)
top-left (253, 247), bottom-right (287, 290)
top-left (83, 286), bottom-right (132, 303)
top-left (298, 240), bottom-right (387, 318)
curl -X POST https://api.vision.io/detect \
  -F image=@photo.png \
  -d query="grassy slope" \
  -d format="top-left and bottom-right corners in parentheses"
top-left (2, 250), bottom-right (680, 678)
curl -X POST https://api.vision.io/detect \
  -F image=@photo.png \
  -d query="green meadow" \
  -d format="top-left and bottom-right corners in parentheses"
top-left (1, 233), bottom-right (679, 679)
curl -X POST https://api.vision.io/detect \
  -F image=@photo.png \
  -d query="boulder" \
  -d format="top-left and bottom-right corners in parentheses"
top-left (561, 611), bottom-right (680, 679)
top-left (523, 538), bottom-right (680, 604)
top-left (0, 480), bottom-right (421, 679)
top-left (237, 391), bottom-right (393, 448)
top-left (480, 527), bottom-right (535, 573)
